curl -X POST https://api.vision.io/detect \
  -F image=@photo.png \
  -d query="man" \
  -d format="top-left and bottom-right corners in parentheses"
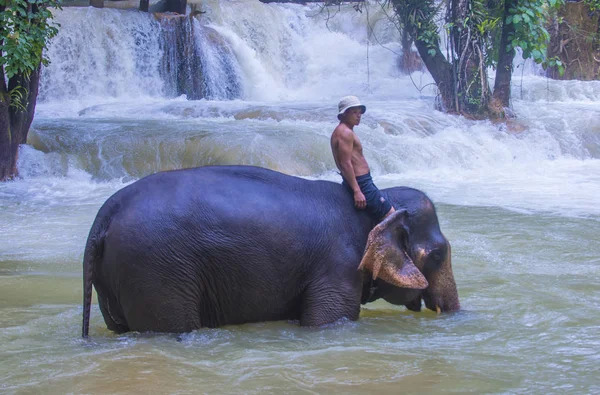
top-left (331, 96), bottom-right (395, 221)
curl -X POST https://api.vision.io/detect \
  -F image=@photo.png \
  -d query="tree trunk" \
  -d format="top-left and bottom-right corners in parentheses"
top-left (90, 0), bottom-right (104, 8)
top-left (451, 0), bottom-right (470, 54)
top-left (139, 0), bottom-right (149, 12)
top-left (0, 65), bottom-right (41, 181)
top-left (392, 0), bottom-right (493, 117)
top-left (450, 0), bottom-right (492, 116)
top-left (412, 39), bottom-right (455, 112)
top-left (0, 11), bottom-right (15, 181)
top-left (491, 0), bottom-right (517, 117)
top-left (398, 29), bottom-right (423, 74)
top-left (547, 2), bottom-right (600, 80)
top-left (0, 92), bottom-right (14, 181)
top-left (391, 0), bottom-right (456, 112)
top-left (8, 67), bottom-right (41, 145)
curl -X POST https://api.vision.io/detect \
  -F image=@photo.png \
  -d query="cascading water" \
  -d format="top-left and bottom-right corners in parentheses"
top-left (38, 7), bottom-right (164, 102)
top-left (38, 0), bottom-right (419, 103)
top-left (1, 1), bottom-right (600, 393)
top-left (40, 7), bottom-right (243, 102)
top-left (192, 22), bottom-right (243, 99)
top-left (157, 14), bottom-right (242, 99)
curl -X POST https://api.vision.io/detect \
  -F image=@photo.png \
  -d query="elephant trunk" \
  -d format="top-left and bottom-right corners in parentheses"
top-left (423, 253), bottom-right (460, 313)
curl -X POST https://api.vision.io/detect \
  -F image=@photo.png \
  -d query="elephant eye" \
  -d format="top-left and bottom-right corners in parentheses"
top-left (428, 249), bottom-right (445, 267)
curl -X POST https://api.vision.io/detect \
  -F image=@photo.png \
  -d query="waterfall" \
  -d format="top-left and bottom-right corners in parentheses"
top-left (157, 15), bottom-right (242, 100)
top-left (40, 7), bottom-right (244, 102)
top-left (39, 1), bottom-right (413, 103)
top-left (39, 8), bottom-right (165, 102)
top-left (40, 2), bottom-right (600, 105)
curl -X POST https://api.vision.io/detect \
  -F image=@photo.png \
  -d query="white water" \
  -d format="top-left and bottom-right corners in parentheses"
top-left (1, 1), bottom-right (600, 393)
top-left (29, 1), bottom-right (600, 218)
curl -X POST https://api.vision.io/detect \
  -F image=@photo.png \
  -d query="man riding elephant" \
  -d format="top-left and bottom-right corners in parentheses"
top-left (331, 95), bottom-right (394, 221)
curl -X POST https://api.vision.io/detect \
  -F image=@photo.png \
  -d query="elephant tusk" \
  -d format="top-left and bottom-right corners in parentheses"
top-left (436, 305), bottom-right (441, 314)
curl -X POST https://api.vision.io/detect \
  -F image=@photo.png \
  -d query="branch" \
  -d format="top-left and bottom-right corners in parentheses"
top-left (457, 27), bottom-right (471, 83)
top-left (476, 43), bottom-right (486, 102)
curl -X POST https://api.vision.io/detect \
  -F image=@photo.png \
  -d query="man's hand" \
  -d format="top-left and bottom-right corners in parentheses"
top-left (354, 190), bottom-right (366, 210)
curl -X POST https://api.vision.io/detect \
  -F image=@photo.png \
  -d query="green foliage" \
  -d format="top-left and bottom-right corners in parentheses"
top-left (547, 56), bottom-right (565, 76)
top-left (391, 0), bottom-right (566, 76)
top-left (584, 0), bottom-right (600, 12)
top-left (476, 17), bottom-right (501, 37)
top-left (388, 0), bottom-right (572, 115)
top-left (469, 0), bottom-right (503, 69)
top-left (8, 85), bottom-right (27, 111)
top-left (392, 0), bottom-right (440, 56)
top-left (505, 0), bottom-right (565, 75)
top-left (0, 0), bottom-right (62, 81)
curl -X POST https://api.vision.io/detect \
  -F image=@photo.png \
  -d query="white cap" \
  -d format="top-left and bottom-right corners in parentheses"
top-left (338, 96), bottom-right (366, 116)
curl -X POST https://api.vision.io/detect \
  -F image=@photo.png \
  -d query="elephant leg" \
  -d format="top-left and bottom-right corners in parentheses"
top-left (120, 289), bottom-right (202, 333)
top-left (299, 278), bottom-right (361, 327)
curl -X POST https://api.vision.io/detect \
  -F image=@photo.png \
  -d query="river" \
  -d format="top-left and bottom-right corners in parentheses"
top-left (1, 1), bottom-right (599, 393)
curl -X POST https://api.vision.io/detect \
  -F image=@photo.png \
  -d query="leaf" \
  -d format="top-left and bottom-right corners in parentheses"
top-left (0, 0), bottom-right (61, 79)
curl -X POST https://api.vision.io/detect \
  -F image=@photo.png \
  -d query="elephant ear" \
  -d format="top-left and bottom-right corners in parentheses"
top-left (358, 209), bottom-right (428, 290)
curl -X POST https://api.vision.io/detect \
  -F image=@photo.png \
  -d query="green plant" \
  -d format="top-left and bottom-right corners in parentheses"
top-left (0, 0), bottom-right (61, 88)
top-left (506, 0), bottom-right (565, 75)
top-left (393, 0), bottom-right (441, 55)
top-left (584, 0), bottom-right (600, 12)
top-left (8, 85), bottom-right (27, 111)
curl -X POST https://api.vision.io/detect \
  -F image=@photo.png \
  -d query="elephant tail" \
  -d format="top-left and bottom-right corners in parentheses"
top-left (82, 207), bottom-right (112, 338)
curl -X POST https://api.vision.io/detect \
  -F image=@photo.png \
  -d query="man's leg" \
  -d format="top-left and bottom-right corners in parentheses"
top-left (382, 206), bottom-right (396, 220)
top-left (360, 178), bottom-right (394, 222)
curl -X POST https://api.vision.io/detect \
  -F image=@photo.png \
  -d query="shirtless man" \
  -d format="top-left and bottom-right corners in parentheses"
top-left (330, 96), bottom-right (395, 221)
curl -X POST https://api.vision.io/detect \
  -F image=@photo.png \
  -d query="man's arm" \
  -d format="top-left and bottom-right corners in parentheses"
top-left (332, 130), bottom-right (366, 209)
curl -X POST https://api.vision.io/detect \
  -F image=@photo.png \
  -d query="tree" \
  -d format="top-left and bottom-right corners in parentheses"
top-left (547, 1), bottom-right (600, 80)
top-left (0, 0), bottom-right (60, 181)
top-left (390, 0), bottom-right (564, 118)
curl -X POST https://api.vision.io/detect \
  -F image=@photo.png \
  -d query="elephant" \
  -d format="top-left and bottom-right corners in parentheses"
top-left (82, 165), bottom-right (459, 336)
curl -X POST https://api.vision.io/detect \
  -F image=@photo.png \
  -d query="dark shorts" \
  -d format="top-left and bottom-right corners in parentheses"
top-left (342, 173), bottom-right (392, 221)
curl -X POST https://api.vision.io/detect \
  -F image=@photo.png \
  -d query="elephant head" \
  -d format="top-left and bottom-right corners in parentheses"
top-left (358, 210), bottom-right (428, 290)
top-left (359, 207), bottom-right (460, 313)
